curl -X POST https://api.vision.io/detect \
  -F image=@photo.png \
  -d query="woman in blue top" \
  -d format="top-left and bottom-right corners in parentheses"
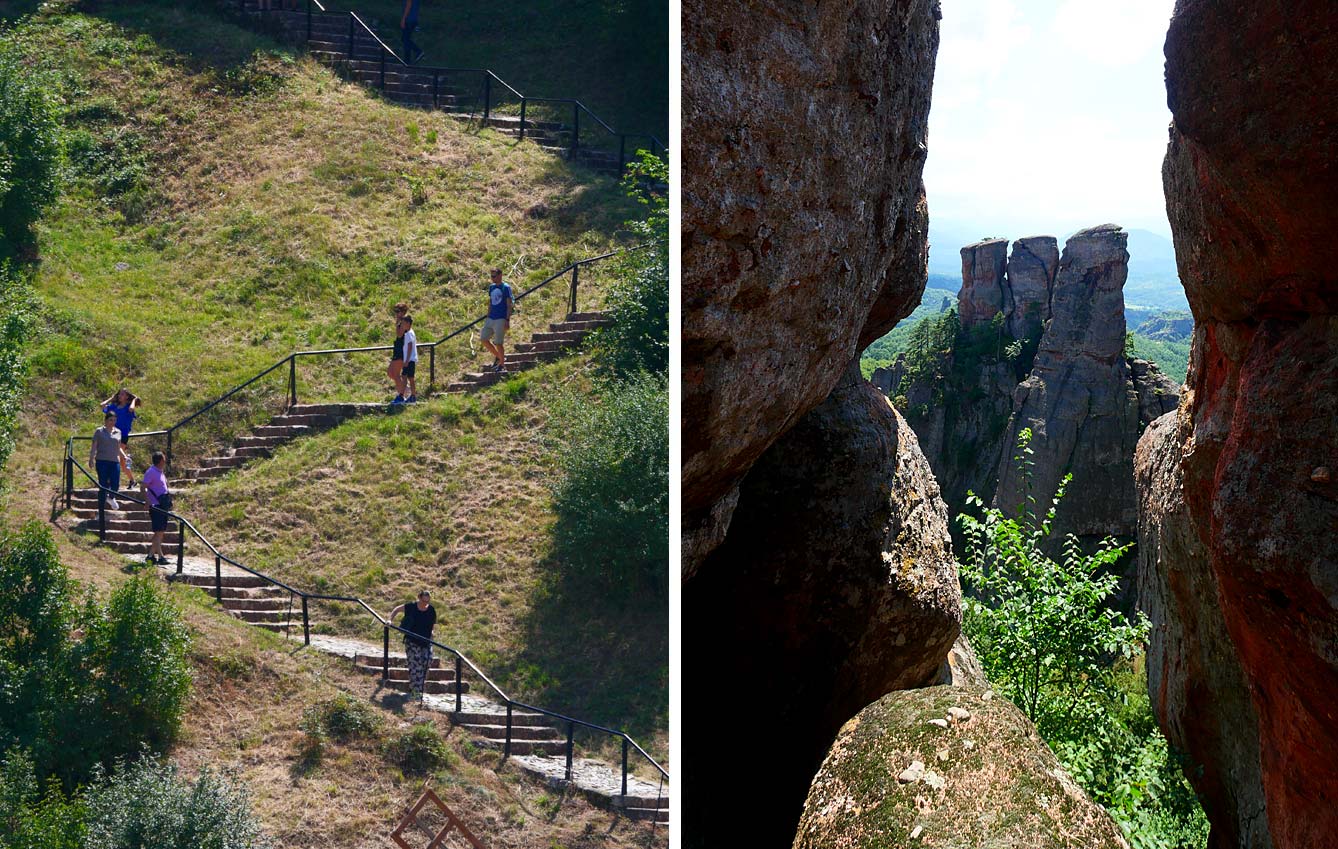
top-left (101, 388), bottom-right (140, 485)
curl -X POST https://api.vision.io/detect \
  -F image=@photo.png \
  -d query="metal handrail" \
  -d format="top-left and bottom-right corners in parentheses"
top-left (61, 444), bottom-right (669, 790)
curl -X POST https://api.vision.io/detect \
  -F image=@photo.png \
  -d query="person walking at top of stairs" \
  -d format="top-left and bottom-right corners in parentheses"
top-left (480, 268), bottom-right (514, 373)
top-left (401, 0), bottom-right (424, 65)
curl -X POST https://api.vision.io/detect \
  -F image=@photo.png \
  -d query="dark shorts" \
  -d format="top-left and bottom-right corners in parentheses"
top-left (402, 360), bottom-right (416, 377)
top-left (149, 505), bottom-right (169, 532)
top-left (120, 433), bottom-right (131, 445)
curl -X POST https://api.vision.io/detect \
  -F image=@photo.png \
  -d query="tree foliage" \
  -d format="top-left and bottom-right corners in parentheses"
top-left (959, 430), bottom-right (1208, 848)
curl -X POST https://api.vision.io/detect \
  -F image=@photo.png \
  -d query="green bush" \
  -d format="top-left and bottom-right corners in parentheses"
top-left (300, 694), bottom-right (381, 742)
top-left (81, 756), bottom-right (268, 849)
top-left (548, 372), bottom-right (668, 598)
top-left (0, 41), bottom-right (62, 254)
top-left (0, 525), bottom-right (192, 789)
top-left (0, 749), bottom-right (85, 849)
top-left (959, 431), bottom-right (1208, 848)
top-left (0, 264), bottom-right (32, 478)
top-left (384, 724), bottom-right (452, 775)
top-left (592, 152), bottom-right (667, 379)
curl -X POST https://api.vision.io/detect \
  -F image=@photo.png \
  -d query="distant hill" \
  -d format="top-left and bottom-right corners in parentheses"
top-left (1135, 310), bottom-right (1194, 342)
top-left (861, 281), bottom-right (957, 374)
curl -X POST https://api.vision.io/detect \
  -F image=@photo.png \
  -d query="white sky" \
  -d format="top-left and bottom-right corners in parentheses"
top-left (925, 0), bottom-right (1178, 238)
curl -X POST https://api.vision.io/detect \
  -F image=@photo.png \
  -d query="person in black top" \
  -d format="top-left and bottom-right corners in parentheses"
top-left (387, 303), bottom-right (408, 404)
top-left (388, 590), bottom-right (436, 700)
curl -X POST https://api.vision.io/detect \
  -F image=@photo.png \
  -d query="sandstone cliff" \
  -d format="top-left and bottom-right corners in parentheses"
top-left (682, 1), bottom-right (952, 844)
top-left (1135, 3), bottom-right (1338, 848)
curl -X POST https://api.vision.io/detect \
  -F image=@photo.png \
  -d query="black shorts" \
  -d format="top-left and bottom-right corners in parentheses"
top-left (402, 361), bottom-right (416, 377)
top-left (120, 433), bottom-right (131, 445)
top-left (149, 505), bottom-right (169, 532)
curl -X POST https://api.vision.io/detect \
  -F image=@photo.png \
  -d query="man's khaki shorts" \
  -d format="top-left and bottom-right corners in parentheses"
top-left (480, 317), bottom-right (507, 345)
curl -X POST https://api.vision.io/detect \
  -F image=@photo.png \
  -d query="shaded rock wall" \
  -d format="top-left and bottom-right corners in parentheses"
top-left (685, 366), bottom-right (960, 848)
top-left (794, 686), bottom-right (1130, 849)
top-left (1136, 2), bottom-right (1338, 847)
top-left (681, 0), bottom-right (941, 577)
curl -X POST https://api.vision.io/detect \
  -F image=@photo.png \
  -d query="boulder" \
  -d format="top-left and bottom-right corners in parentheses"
top-left (684, 364), bottom-right (961, 848)
top-left (1136, 3), bottom-right (1338, 847)
top-left (794, 686), bottom-right (1129, 849)
top-left (681, 0), bottom-right (941, 575)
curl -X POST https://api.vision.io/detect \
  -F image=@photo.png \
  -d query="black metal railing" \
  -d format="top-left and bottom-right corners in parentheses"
top-left (63, 247), bottom-right (639, 477)
top-left (298, 0), bottom-right (665, 172)
top-left (60, 448), bottom-right (669, 800)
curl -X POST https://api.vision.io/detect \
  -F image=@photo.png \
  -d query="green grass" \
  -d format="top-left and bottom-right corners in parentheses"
top-left (345, 0), bottom-right (669, 141)
top-left (2, 0), bottom-right (665, 766)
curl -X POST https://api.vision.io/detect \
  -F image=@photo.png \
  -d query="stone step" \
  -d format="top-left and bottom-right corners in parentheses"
top-left (98, 529), bottom-right (178, 544)
top-left (251, 620), bottom-right (301, 633)
top-left (199, 455), bottom-right (246, 469)
top-left (529, 330), bottom-right (588, 344)
top-left (565, 311), bottom-right (609, 322)
top-left (73, 517), bottom-right (162, 532)
top-left (220, 596), bottom-right (291, 612)
top-left (481, 114), bottom-right (569, 133)
top-left (470, 737), bottom-right (567, 757)
top-left (228, 607), bottom-right (292, 623)
top-left (353, 663), bottom-right (457, 682)
top-left (234, 434), bottom-right (289, 448)
top-left (450, 710), bottom-right (552, 729)
top-left (104, 540), bottom-right (182, 555)
top-left (353, 653), bottom-right (443, 668)
top-left (512, 340), bottom-right (563, 354)
top-left (210, 585), bottom-right (289, 601)
top-left (459, 723), bottom-right (562, 742)
top-left (252, 424), bottom-right (311, 438)
top-left (382, 678), bottom-right (471, 695)
top-left (288, 403), bottom-right (385, 417)
top-left (231, 445), bottom-right (274, 460)
top-left (624, 807), bottom-right (670, 824)
top-left (267, 412), bottom-right (339, 428)
top-left (551, 319), bottom-right (612, 332)
top-left (615, 796), bottom-right (671, 810)
top-left (169, 571), bottom-right (275, 590)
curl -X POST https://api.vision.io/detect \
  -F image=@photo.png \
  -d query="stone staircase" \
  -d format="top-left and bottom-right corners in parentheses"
top-left (446, 311), bottom-right (610, 392)
top-left (169, 561), bottom-right (302, 632)
top-left (182, 402), bottom-right (382, 483)
top-left (238, 3), bottom-right (626, 173)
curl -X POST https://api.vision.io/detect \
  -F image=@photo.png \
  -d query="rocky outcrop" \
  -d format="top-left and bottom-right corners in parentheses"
top-left (993, 225), bottom-right (1141, 541)
top-left (681, 0), bottom-right (941, 577)
top-left (957, 238), bottom-right (1009, 329)
top-left (794, 686), bottom-right (1129, 849)
top-left (1135, 3), bottom-right (1338, 847)
top-left (685, 365), bottom-right (961, 848)
top-left (883, 228), bottom-right (1178, 554)
top-left (1135, 413), bottom-right (1270, 849)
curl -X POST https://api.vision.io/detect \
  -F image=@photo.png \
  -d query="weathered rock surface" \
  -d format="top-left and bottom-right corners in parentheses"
top-left (1135, 413), bottom-right (1270, 849)
top-left (957, 238), bottom-right (1010, 329)
top-left (685, 365), bottom-right (960, 848)
top-left (793, 686), bottom-right (1129, 849)
top-left (1129, 358), bottom-right (1179, 429)
top-left (1136, 4), bottom-right (1338, 846)
top-left (681, 0), bottom-right (941, 576)
top-left (993, 225), bottom-right (1141, 541)
top-left (1006, 236), bottom-right (1059, 339)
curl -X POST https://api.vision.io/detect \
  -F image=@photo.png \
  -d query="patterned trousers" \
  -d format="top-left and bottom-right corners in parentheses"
top-left (405, 641), bottom-right (433, 697)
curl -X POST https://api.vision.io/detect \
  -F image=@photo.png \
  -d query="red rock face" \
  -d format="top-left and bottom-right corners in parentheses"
top-left (681, 0), bottom-right (941, 575)
top-left (1141, 3), bottom-right (1338, 847)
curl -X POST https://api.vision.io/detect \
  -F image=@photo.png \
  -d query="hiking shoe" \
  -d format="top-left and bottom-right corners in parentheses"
top-left (391, 395), bottom-right (405, 405)
top-left (407, 395), bottom-right (417, 404)
top-left (155, 555), bottom-right (169, 565)
top-left (492, 363), bottom-right (506, 373)
top-left (106, 497), bottom-right (119, 511)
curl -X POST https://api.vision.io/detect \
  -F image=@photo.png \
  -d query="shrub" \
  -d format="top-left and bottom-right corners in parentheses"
top-left (81, 755), bottom-right (268, 849)
top-left (547, 372), bottom-right (668, 598)
top-left (384, 724), bottom-right (452, 775)
top-left (0, 42), bottom-right (62, 254)
top-left (300, 694), bottom-right (381, 742)
top-left (592, 151), bottom-right (667, 379)
top-left (0, 263), bottom-right (33, 477)
top-left (0, 748), bottom-right (85, 849)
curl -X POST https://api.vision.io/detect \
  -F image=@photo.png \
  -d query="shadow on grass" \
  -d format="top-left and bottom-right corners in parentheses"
top-left (0, 0), bottom-right (41, 23)
top-left (504, 569), bottom-right (667, 748)
top-left (80, 0), bottom-right (294, 72)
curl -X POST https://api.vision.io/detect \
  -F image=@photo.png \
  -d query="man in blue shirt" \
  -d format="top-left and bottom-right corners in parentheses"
top-left (401, 0), bottom-right (423, 65)
top-left (479, 268), bottom-right (514, 373)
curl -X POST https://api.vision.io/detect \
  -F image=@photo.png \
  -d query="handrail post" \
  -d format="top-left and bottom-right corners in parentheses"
top-left (429, 345), bottom-right (436, 393)
top-left (454, 654), bottom-right (462, 712)
top-left (569, 265), bottom-right (579, 315)
top-left (432, 70), bottom-right (439, 108)
top-left (518, 99), bottom-right (526, 141)
top-left (565, 721), bottom-right (574, 780)
top-left (482, 74), bottom-right (491, 123)
top-left (289, 355), bottom-right (297, 408)
top-left (571, 103), bottom-right (579, 159)
top-left (504, 703), bottom-right (513, 758)
top-left (98, 492), bottom-right (106, 542)
top-left (621, 737), bottom-right (629, 800)
top-left (301, 596), bottom-right (310, 645)
top-left (165, 429), bottom-right (173, 476)
top-left (177, 521), bottom-right (184, 572)
top-left (379, 45), bottom-right (385, 90)
top-left (215, 554), bottom-right (222, 601)
top-left (382, 625), bottom-right (390, 681)
top-left (306, 0), bottom-right (312, 41)
top-left (64, 453), bottom-right (73, 509)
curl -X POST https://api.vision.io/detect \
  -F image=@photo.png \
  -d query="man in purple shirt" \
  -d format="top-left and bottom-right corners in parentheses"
top-left (140, 451), bottom-right (171, 565)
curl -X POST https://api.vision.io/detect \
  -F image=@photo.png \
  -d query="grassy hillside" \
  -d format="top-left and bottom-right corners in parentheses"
top-left (860, 280), bottom-right (957, 377)
top-left (1, 0), bottom-right (664, 790)
top-left (31, 534), bottom-right (666, 848)
top-left (348, 0), bottom-right (669, 141)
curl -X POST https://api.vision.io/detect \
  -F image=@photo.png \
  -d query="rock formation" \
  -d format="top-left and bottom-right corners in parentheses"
top-left (794, 686), bottom-right (1130, 849)
top-left (1135, 3), bottom-right (1338, 847)
top-left (685, 365), bottom-right (960, 848)
top-left (883, 228), bottom-right (1179, 555)
top-left (681, 0), bottom-right (941, 579)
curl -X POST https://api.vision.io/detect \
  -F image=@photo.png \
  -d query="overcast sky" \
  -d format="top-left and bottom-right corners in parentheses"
top-left (925, 0), bottom-right (1177, 239)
